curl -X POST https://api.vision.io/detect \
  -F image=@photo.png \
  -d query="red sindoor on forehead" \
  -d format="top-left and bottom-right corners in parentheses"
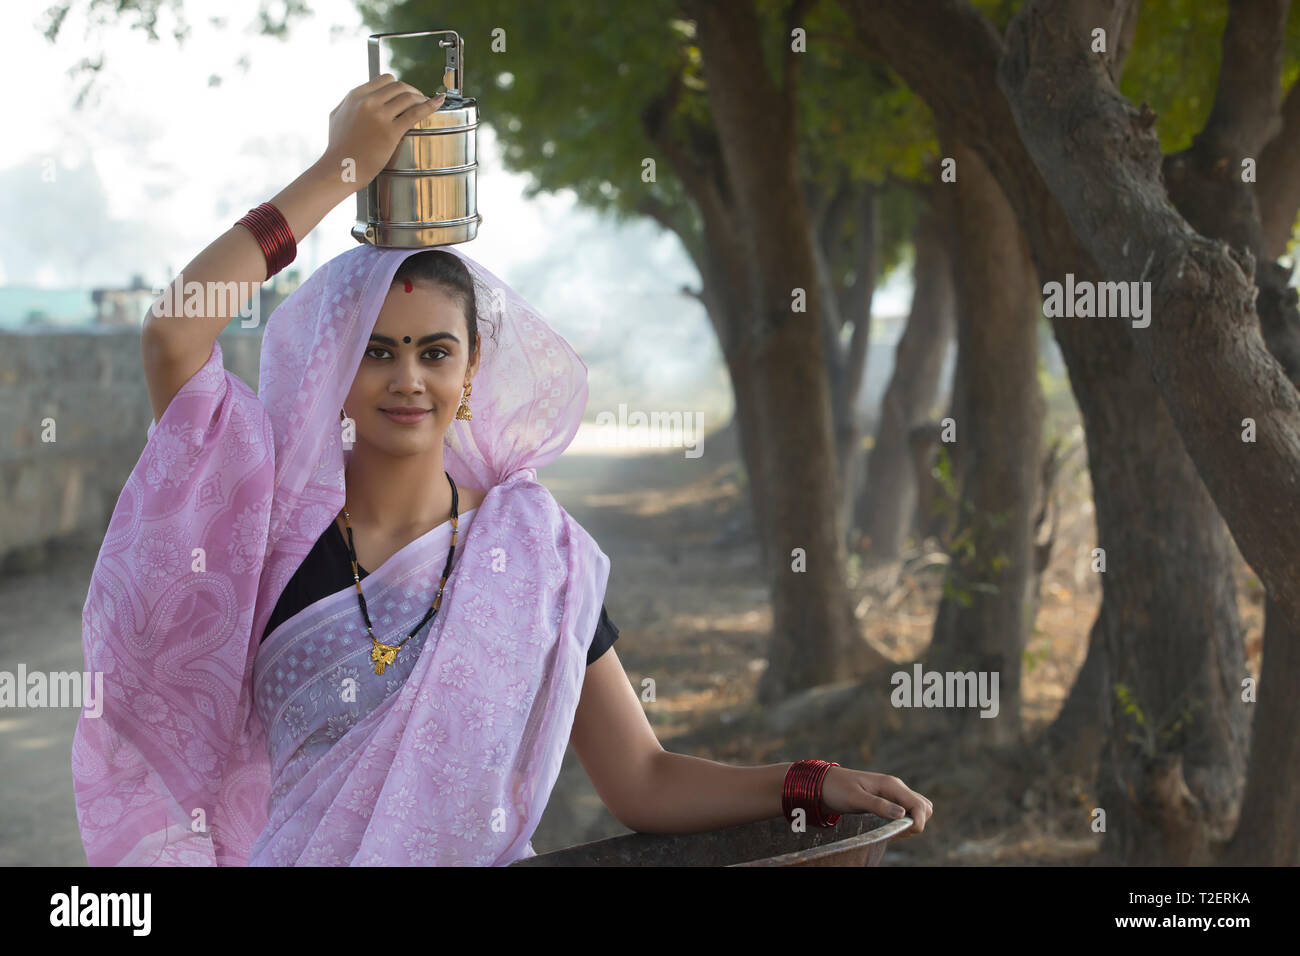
top-left (403, 279), bottom-right (413, 293)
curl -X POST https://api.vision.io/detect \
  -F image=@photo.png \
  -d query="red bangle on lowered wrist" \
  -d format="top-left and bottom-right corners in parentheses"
top-left (782, 759), bottom-right (841, 828)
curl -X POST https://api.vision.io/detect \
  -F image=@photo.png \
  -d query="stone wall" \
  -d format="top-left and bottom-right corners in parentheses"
top-left (0, 328), bottom-right (263, 573)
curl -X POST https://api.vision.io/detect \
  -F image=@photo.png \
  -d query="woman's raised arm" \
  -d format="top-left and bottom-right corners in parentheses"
top-left (141, 74), bottom-right (446, 424)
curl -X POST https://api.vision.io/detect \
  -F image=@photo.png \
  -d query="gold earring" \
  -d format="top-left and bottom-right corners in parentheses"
top-left (455, 381), bottom-right (473, 421)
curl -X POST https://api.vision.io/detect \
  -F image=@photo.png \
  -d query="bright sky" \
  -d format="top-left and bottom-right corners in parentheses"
top-left (0, 0), bottom-right (572, 285)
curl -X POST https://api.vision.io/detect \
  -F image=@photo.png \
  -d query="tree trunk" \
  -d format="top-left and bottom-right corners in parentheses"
top-left (1257, 78), bottom-right (1300, 259)
top-left (1042, 618), bottom-right (1107, 777)
top-left (686, 0), bottom-right (888, 701)
top-left (830, 187), bottom-right (879, 546)
top-left (1221, 594), bottom-right (1300, 864)
top-left (925, 137), bottom-right (1043, 749)
top-left (1042, 285), bottom-right (1250, 865)
top-left (723, 335), bottom-right (773, 571)
top-left (858, 188), bottom-right (956, 562)
top-left (908, 421), bottom-right (950, 542)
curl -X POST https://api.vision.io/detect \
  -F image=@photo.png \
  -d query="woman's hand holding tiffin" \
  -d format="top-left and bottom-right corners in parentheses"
top-left (818, 768), bottom-right (934, 836)
top-left (320, 74), bottom-right (447, 189)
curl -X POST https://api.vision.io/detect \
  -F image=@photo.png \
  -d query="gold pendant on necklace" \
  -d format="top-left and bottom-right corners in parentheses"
top-left (371, 638), bottom-right (400, 675)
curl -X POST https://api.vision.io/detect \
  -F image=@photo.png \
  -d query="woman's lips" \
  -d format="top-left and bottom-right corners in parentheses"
top-left (381, 408), bottom-right (431, 424)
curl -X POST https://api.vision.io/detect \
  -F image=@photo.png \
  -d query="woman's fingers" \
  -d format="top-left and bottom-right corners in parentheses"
top-left (355, 75), bottom-right (444, 125)
top-left (359, 72), bottom-right (397, 91)
top-left (868, 792), bottom-right (911, 821)
top-left (872, 775), bottom-right (932, 833)
top-left (394, 91), bottom-right (446, 125)
top-left (373, 84), bottom-right (424, 114)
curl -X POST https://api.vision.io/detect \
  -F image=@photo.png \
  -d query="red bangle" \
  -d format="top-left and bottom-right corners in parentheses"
top-left (782, 759), bottom-right (841, 828)
top-left (236, 201), bottom-right (296, 280)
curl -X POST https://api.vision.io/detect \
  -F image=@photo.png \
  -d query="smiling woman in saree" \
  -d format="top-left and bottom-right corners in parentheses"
top-left (71, 73), bottom-right (933, 866)
top-left (248, 241), bottom-right (619, 866)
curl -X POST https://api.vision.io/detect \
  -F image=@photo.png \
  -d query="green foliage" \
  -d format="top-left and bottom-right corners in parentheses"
top-left (874, 185), bottom-right (925, 280)
top-left (1022, 633), bottom-right (1051, 673)
top-left (930, 443), bottom-right (958, 506)
top-left (1114, 682), bottom-right (1146, 726)
top-left (932, 446), bottom-right (1019, 609)
top-left (793, 0), bottom-right (936, 184)
top-left (968, 0), bottom-right (1024, 34)
top-left (845, 550), bottom-right (862, 581)
top-left (1123, 1), bottom-right (1300, 154)
top-left (1114, 682), bottom-right (1206, 757)
top-left (942, 571), bottom-right (973, 609)
top-left (1122, 2), bottom-right (1228, 153)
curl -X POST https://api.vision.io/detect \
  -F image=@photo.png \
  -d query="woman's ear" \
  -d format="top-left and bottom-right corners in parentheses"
top-left (469, 335), bottom-right (482, 378)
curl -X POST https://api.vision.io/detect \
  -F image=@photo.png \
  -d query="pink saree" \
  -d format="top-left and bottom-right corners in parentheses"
top-left (71, 243), bottom-right (609, 865)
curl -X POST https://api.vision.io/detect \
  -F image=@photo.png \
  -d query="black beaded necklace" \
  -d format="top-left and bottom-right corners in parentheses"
top-left (340, 470), bottom-right (459, 676)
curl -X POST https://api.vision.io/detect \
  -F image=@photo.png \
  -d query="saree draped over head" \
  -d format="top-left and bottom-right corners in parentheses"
top-left (71, 243), bottom-right (609, 865)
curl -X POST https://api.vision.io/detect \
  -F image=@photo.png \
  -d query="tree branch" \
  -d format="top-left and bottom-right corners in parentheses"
top-left (640, 66), bottom-right (737, 247)
top-left (817, 171), bottom-right (855, 287)
top-left (1258, 75), bottom-right (1300, 258)
top-left (1195, 0), bottom-right (1289, 160)
top-left (842, 183), bottom-right (878, 404)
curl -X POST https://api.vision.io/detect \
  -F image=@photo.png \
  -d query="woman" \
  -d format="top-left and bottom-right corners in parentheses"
top-left (71, 74), bottom-right (932, 866)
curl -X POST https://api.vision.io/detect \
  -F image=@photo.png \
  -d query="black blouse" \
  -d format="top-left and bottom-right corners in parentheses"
top-left (261, 517), bottom-right (620, 667)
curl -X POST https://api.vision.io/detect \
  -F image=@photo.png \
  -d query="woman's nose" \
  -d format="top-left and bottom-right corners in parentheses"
top-left (390, 357), bottom-right (426, 391)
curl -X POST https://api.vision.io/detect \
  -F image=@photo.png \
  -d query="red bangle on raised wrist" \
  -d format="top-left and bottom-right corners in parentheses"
top-left (236, 201), bottom-right (297, 281)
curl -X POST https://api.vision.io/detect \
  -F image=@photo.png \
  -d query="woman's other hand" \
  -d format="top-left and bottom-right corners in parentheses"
top-left (819, 768), bottom-right (933, 836)
top-left (321, 74), bottom-right (446, 189)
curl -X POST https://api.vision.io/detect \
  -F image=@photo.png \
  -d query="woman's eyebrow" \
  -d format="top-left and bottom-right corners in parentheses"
top-left (369, 332), bottom-right (460, 346)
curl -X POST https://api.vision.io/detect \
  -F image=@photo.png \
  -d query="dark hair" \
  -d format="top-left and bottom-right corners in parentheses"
top-left (390, 250), bottom-right (494, 361)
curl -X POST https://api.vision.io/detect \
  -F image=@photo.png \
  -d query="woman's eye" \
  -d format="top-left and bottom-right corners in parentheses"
top-left (364, 346), bottom-right (448, 360)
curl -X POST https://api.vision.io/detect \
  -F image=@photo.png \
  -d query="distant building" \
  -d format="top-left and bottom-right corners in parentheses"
top-left (0, 268), bottom-right (302, 333)
top-left (91, 274), bottom-right (154, 328)
top-left (89, 269), bottom-right (302, 332)
top-left (0, 287), bottom-right (95, 331)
